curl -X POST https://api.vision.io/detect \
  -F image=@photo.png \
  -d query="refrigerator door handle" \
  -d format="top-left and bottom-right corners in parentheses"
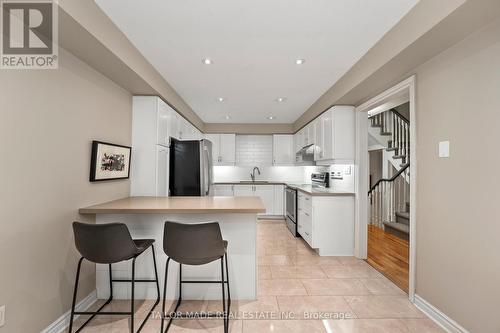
top-left (204, 146), bottom-right (212, 195)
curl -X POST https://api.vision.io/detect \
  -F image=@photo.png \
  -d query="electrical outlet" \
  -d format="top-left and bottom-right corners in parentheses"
top-left (0, 305), bottom-right (5, 327)
top-left (332, 171), bottom-right (343, 180)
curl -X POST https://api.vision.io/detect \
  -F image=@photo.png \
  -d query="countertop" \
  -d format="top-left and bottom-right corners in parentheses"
top-left (79, 196), bottom-right (266, 214)
top-left (214, 182), bottom-right (355, 197)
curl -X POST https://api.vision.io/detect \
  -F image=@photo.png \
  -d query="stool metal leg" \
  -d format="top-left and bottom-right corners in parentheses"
top-left (109, 263), bottom-right (114, 301)
top-left (68, 257), bottom-right (83, 333)
top-left (161, 257), bottom-right (171, 333)
top-left (68, 259), bottom-right (115, 333)
top-left (220, 257), bottom-right (228, 333)
top-left (134, 245), bottom-right (161, 332)
top-left (161, 256), bottom-right (231, 333)
top-left (130, 257), bottom-right (136, 333)
top-left (225, 253), bottom-right (231, 330)
top-left (68, 248), bottom-right (159, 333)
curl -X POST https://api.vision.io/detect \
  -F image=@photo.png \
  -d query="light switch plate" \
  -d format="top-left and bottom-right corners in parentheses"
top-left (0, 305), bottom-right (5, 327)
top-left (439, 141), bottom-right (450, 158)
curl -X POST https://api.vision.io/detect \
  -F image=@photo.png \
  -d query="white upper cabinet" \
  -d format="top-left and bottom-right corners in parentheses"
top-left (204, 134), bottom-right (220, 164)
top-left (295, 127), bottom-right (307, 151)
top-left (313, 118), bottom-right (323, 160)
top-left (272, 134), bottom-right (294, 165)
top-left (294, 105), bottom-right (355, 163)
top-left (219, 134), bottom-right (236, 165)
top-left (316, 106), bottom-right (355, 162)
top-left (167, 111), bottom-right (180, 140)
top-left (306, 122), bottom-right (315, 146)
top-left (157, 99), bottom-right (171, 146)
top-left (205, 133), bottom-right (236, 166)
top-left (320, 110), bottom-right (333, 160)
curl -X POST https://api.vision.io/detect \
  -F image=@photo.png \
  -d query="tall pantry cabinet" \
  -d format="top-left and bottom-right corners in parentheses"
top-left (130, 96), bottom-right (202, 196)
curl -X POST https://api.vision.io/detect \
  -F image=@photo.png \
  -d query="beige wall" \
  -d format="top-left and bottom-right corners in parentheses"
top-left (413, 19), bottom-right (500, 332)
top-left (0, 48), bottom-right (132, 332)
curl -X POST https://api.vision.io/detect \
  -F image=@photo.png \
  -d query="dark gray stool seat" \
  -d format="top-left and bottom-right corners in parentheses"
top-left (68, 222), bottom-right (160, 333)
top-left (134, 239), bottom-right (156, 254)
top-left (161, 221), bottom-right (231, 333)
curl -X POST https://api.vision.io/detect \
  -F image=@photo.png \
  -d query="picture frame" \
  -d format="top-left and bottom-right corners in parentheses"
top-left (89, 140), bottom-right (131, 182)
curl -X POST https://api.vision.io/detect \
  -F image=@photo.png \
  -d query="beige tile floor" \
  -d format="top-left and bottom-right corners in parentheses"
top-left (71, 220), bottom-right (444, 332)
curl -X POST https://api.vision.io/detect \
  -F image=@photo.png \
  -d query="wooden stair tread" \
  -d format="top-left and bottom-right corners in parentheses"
top-left (383, 221), bottom-right (409, 234)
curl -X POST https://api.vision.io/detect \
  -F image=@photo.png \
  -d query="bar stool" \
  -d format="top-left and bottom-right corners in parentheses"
top-left (161, 221), bottom-right (231, 333)
top-left (68, 222), bottom-right (160, 333)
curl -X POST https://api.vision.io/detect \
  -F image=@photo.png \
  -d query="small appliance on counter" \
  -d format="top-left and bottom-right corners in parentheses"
top-left (169, 138), bottom-right (213, 196)
top-left (311, 172), bottom-right (330, 188)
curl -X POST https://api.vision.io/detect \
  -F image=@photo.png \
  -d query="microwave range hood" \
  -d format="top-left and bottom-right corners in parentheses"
top-left (295, 144), bottom-right (317, 166)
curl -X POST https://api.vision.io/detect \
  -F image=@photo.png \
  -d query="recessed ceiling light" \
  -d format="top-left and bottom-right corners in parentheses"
top-left (224, 115), bottom-right (231, 120)
top-left (267, 116), bottom-right (276, 120)
top-left (217, 97), bottom-right (226, 102)
top-left (202, 58), bottom-right (212, 65)
top-left (275, 97), bottom-right (287, 103)
top-left (295, 59), bottom-right (305, 65)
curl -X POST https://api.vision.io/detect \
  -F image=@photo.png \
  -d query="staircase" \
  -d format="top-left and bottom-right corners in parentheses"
top-left (368, 108), bottom-right (410, 240)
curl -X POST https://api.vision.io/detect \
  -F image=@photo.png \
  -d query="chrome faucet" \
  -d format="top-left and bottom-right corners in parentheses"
top-left (250, 166), bottom-right (261, 182)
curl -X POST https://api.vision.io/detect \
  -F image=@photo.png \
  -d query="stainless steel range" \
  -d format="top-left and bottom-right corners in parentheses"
top-left (285, 186), bottom-right (298, 236)
top-left (285, 172), bottom-right (330, 237)
top-left (311, 172), bottom-right (330, 188)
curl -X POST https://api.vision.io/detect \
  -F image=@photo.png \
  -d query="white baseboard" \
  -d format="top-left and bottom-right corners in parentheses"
top-left (41, 291), bottom-right (97, 333)
top-left (414, 294), bottom-right (469, 333)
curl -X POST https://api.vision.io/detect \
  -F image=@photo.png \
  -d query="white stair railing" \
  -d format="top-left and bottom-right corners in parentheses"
top-left (368, 164), bottom-right (410, 227)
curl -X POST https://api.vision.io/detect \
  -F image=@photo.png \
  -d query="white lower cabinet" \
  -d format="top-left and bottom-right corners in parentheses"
top-left (213, 184), bottom-right (285, 217)
top-left (273, 185), bottom-right (285, 215)
top-left (213, 184), bottom-right (234, 196)
top-left (297, 192), bottom-right (355, 256)
top-left (233, 184), bottom-right (254, 197)
top-left (254, 185), bottom-right (274, 216)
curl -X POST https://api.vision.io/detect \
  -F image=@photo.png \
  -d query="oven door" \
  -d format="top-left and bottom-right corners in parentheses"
top-left (286, 215), bottom-right (297, 237)
top-left (285, 187), bottom-right (298, 236)
top-left (285, 187), bottom-right (296, 221)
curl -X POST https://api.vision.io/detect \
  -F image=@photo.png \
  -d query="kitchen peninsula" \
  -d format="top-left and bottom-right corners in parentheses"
top-left (79, 196), bottom-right (265, 301)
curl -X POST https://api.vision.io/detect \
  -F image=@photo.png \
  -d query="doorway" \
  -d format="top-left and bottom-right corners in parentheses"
top-left (354, 76), bottom-right (416, 301)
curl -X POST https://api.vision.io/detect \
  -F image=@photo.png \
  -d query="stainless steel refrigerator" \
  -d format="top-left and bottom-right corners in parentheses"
top-left (169, 138), bottom-right (213, 196)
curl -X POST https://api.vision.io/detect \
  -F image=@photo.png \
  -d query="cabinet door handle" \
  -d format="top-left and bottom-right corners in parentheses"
top-left (305, 231), bottom-right (310, 236)
top-left (305, 212), bottom-right (310, 217)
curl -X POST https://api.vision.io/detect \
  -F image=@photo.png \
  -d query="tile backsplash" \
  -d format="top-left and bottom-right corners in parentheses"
top-left (213, 164), bottom-right (355, 192)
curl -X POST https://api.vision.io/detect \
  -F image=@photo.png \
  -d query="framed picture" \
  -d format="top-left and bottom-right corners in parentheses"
top-left (90, 141), bottom-right (131, 182)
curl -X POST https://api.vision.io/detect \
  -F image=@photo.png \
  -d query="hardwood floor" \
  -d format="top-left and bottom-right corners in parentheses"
top-left (366, 224), bottom-right (409, 293)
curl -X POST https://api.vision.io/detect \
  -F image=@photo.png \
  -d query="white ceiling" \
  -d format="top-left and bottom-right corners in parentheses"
top-left (95, 0), bottom-right (418, 124)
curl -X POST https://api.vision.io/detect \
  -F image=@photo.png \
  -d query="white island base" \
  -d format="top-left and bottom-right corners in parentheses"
top-left (94, 213), bottom-right (257, 301)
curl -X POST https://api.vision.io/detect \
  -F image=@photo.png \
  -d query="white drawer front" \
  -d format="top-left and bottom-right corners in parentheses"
top-left (298, 193), bottom-right (312, 214)
top-left (298, 210), bottom-right (313, 247)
